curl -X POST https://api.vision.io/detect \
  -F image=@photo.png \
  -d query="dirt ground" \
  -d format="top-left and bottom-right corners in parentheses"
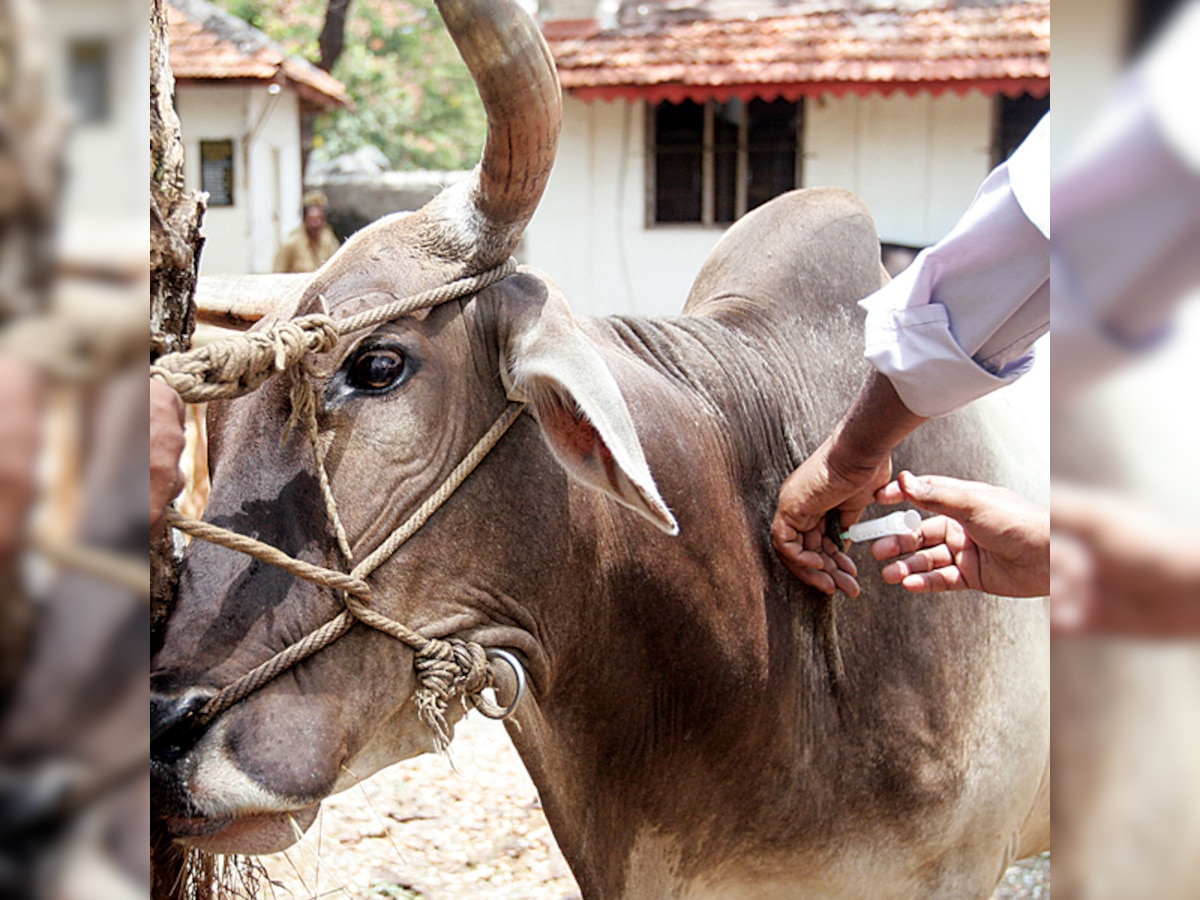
top-left (259, 714), bottom-right (577, 899)
top-left (258, 714), bottom-right (1048, 899)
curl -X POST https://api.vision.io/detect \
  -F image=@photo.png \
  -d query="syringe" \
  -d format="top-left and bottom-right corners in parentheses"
top-left (839, 509), bottom-right (922, 543)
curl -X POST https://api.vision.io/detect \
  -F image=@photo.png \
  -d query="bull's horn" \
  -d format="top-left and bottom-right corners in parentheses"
top-left (436, 0), bottom-right (562, 257)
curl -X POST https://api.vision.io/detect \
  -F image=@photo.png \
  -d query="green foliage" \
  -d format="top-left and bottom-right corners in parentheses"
top-left (221, 0), bottom-right (266, 30)
top-left (212, 0), bottom-right (486, 171)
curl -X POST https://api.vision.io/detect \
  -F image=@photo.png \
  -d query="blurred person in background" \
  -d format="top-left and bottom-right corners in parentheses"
top-left (0, 354), bottom-right (41, 701)
top-left (1050, 0), bottom-right (1200, 635)
top-left (1004, 3), bottom-right (1200, 894)
top-left (273, 190), bottom-right (340, 273)
top-left (0, 0), bottom-right (151, 894)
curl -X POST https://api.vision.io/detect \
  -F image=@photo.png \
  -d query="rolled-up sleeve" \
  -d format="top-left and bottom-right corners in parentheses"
top-left (860, 116), bottom-right (1050, 418)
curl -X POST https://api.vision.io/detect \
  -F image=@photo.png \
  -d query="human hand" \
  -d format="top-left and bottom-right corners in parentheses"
top-left (150, 377), bottom-right (186, 533)
top-left (0, 354), bottom-right (42, 562)
top-left (771, 432), bottom-right (891, 597)
top-left (1050, 484), bottom-right (1200, 636)
top-left (870, 471), bottom-right (1049, 598)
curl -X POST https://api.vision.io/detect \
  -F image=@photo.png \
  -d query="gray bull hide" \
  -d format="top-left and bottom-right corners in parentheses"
top-left (150, 1), bottom-right (1049, 897)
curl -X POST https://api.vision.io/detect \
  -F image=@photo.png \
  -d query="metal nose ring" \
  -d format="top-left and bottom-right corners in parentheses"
top-left (479, 648), bottom-right (528, 720)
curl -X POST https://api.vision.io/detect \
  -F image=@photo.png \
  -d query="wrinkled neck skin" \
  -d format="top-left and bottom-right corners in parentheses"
top-left (458, 294), bottom-right (1037, 898)
top-left (476, 310), bottom-right (818, 897)
top-left (492, 310), bottom-right (838, 898)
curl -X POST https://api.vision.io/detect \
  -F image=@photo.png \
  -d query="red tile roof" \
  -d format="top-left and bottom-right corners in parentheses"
top-left (543, 2), bottom-right (1049, 103)
top-left (167, 0), bottom-right (351, 110)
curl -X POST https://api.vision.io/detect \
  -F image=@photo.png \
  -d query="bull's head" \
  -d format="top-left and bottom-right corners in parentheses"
top-left (151, 0), bottom-right (677, 854)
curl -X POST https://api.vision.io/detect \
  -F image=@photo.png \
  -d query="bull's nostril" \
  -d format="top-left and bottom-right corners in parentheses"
top-left (151, 688), bottom-right (216, 759)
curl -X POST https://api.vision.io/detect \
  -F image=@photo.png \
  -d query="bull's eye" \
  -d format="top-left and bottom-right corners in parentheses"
top-left (348, 348), bottom-right (408, 392)
top-left (325, 341), bottom-right (419, 407)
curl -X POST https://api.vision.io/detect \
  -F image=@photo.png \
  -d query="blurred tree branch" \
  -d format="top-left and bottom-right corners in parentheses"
top-left (317, 0), bottom-right (352, 72)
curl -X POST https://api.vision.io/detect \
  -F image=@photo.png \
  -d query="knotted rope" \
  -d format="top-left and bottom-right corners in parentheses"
top-left (151, 260), bottom-right (518, 403)
top-left (152, 259), bottom-right (524, 750)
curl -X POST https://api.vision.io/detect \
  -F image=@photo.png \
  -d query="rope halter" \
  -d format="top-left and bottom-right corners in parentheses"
top-left (152, 259), bottom-right (527, 751)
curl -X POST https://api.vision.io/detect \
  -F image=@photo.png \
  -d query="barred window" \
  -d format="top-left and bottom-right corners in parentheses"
top-left (68, 40), bottom-right (110, 123)
top-left (200, 139), bottom-right (235, 207)
top-left (649, 98), bottom-right (803, 226)
top-left (993, 93), bottom-right (1050, 166)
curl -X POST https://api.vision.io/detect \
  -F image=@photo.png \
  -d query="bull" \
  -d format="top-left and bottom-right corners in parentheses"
top-left (150, 0), bottom-right (1050, 896)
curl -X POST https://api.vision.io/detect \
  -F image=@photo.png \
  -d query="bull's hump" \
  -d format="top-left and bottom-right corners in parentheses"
top-left (682, 187), bottom-right (885, 338)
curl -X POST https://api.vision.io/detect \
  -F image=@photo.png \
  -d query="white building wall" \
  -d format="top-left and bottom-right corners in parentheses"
top-left (527, 91), bottom-right (995, 318)
top-left (1051, 0), bottom-right (1126, 167)
top-left (245, 87), bottom-right (304, 273)
top-left (177, 85), bottom-right (250, 274)
top-left (803, 91), bottom-right (993, 247)
top-left (177, 84), bottom-right (302, 275)
top-left (40, 0), bottom-right (148, 267)
top-left (526, 96), bottom-right (726, 318)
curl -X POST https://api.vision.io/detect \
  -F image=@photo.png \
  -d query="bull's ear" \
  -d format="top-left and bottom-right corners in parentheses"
top-left (495, 272), bottom-right (679, 535)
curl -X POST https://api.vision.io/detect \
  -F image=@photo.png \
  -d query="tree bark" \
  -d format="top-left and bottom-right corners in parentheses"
top-left (150, 0), bottom-right (204, 646)
top-left (150, 0), bottom-right (206, 896)
top-left (317, 0), bottom-right (352, 72)
top-left (301, 0), bottom-right (353, 178)
top-left (150, 0), bottom-right (203, 364)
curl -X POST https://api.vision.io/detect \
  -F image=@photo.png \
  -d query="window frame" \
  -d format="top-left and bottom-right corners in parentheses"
top-left (67, 38), bottom-right (111, 125)
top-left (991, 92), bottom-right (1050, 168)
top-left (645, 97), bottom-right (804, 228)
top-left (199, 139), bottom-right (236, 207)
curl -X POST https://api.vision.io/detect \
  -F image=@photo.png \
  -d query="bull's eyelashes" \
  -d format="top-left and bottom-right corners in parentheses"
top-left (325, 340), bottom-right (420, 406)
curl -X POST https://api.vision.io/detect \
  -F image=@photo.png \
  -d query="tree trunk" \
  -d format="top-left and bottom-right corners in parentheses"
top-left (150, 0), bottom-right (204, 649)
top-left (317, 0), bottom-right (352, 72)
top-left (150, 0), bottom-right (206, 895)
top-left (301, 0), bottom-right (353, 178)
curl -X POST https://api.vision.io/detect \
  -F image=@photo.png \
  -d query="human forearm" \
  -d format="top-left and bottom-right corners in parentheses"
top-left (827, 370), bottom-right (928, 472)
top-left (1051, 485), bottom-right (1200, 636)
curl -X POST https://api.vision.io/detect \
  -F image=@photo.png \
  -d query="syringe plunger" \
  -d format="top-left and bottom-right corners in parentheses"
top-left (840, 509), bottom-right (922, 543)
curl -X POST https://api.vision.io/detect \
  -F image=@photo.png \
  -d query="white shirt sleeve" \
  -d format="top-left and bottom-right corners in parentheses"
top-left (859, 115), bottom-right (1050, 418)
top-left (1051, 3), bottom-right (1200, 398)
